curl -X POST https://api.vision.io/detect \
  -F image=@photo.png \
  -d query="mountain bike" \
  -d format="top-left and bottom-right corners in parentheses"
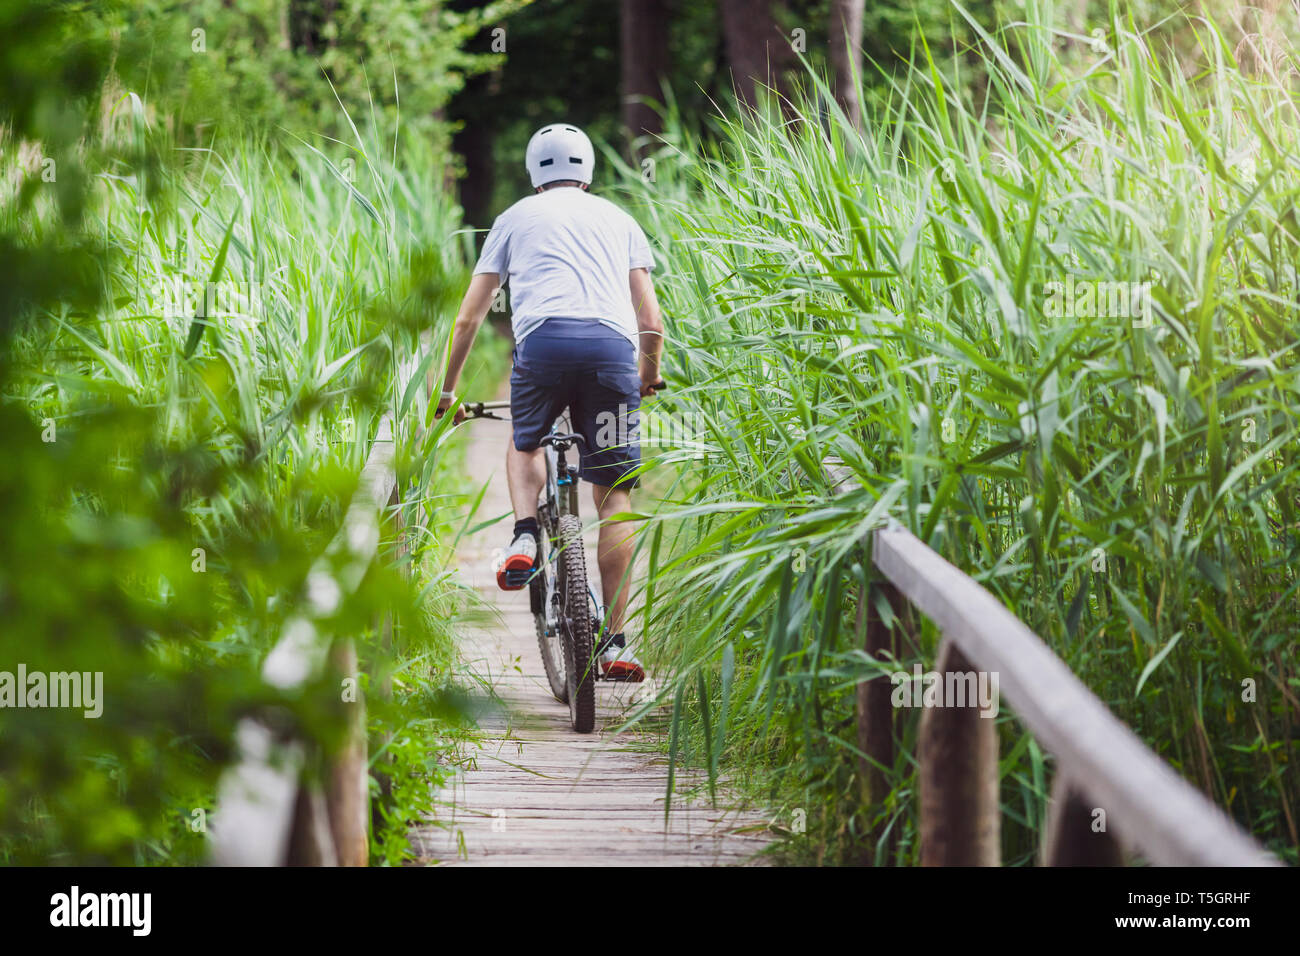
top-left (462, 386), bottom-right (661, 734)
top-left (461, 401), bottom-right (602, 733)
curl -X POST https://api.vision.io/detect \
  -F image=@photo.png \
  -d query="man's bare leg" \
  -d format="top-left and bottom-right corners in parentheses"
top-left (507, 442), bottom-right (545, 519)
top-left (591, 483), bottom-right (634, 634)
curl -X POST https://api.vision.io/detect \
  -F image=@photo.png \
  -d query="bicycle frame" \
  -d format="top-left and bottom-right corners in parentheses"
top-left (542, 424), bottom-right (581, 519)
top-left (461, 401), bottom-right (598, 615)
top-left (460, 402), bottom-right (608, 727)
top-left (539, 414), bottom-right (604, 629)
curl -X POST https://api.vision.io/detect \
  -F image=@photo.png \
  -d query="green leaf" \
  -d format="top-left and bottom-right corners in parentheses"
top-left (183, 206), bottom-right (239, 359)
top-left (1110, 581), bottom-right (1155, 647)
top-left (1135, 631), bottom-right (1182, 697)
top-left (1197, 599), bottom-right (1251, 674)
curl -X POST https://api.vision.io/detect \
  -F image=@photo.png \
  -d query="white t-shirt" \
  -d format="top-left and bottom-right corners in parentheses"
top-left (473, 186), bottom-right (655, 346)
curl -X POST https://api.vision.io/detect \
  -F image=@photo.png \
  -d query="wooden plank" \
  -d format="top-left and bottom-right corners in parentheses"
top-left (209, 721), bottom-right (302, 867)
top-left (872, 520), bottom-right (1278, 867)
top-left (261, 418), bottom-right (396, 690)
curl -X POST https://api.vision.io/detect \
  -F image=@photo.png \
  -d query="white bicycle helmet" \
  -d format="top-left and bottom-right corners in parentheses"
top-left (525, 123), bottom-right (595, 188)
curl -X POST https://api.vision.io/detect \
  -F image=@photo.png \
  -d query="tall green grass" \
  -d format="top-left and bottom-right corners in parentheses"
top-left (0, 83), bottom-right (497, 862)
top-left (618, 2), bottom-right (1300, 864)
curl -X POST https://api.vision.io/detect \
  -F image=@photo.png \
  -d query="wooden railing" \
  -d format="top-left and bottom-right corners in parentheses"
top-left (210, 351), bottom-right (421, 866)
top-left (858, 516), bottom-right (1281, 866)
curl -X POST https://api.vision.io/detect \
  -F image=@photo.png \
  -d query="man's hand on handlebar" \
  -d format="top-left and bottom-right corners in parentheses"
top-left (435, 391), bottom-right (466, 426)
top-left (639, 379), bottom-right (667, 398)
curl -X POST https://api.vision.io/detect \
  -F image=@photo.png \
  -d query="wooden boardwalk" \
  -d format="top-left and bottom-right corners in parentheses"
top-left (411, 411), bottom-right (772, 866)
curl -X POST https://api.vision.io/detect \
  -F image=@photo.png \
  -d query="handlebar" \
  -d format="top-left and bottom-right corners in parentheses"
top-left (440, 383), bottom-right (666, 423)
top-left (449, 400), bottom-right (510, 421)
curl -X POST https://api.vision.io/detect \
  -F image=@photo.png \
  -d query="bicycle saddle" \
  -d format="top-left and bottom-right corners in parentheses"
top-left (541, 432), bottom-right (586, 448)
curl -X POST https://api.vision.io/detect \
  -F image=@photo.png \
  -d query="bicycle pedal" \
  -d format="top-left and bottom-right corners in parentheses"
top-left (497, 556), bottom-right (535, 591)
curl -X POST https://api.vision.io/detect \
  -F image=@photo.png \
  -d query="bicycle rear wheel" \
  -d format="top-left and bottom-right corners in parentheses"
top-left (532, 508), bottom-right (568, 703)
top-left (557, 513), bottom-right (595, 733)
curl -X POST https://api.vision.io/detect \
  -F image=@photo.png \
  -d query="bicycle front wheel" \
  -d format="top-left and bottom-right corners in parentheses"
top-left (557, 513), bottom-right (595, 733)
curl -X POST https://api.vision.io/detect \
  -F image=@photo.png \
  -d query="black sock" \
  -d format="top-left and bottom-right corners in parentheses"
top-left (599, 631), bottom-right (625, 652)
top-left (513, 517), bottom-right (539, 541)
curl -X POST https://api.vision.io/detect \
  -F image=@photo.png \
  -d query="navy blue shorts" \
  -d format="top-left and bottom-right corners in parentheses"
top-left (510, 317), bottom-right (642, 488)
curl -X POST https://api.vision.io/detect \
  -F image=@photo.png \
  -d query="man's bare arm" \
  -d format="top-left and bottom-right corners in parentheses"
top-left (630, 267), bottom-right (664, 395)
top-left (431, 272), bottom-right (500, 408)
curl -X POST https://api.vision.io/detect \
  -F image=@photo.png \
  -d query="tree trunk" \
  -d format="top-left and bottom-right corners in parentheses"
top-left (719, 0), bottom-right (793, 115)
top-left (620, 0), bottom-right (670, 161)
top-left (452, 94), bottom-right (495, 231)
top-left (828, 0), bottom-right (864, 130)
top-left (289, 0), bottom-right (338, 54)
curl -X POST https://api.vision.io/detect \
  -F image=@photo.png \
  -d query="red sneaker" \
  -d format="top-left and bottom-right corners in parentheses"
top-left (598, 637), bottom-right (645, 682)
top-left (496, 533), bottom-right (537, 591)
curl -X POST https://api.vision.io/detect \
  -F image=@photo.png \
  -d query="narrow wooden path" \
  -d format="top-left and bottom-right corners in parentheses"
top-left (411, 408), bottom-right (771, 866)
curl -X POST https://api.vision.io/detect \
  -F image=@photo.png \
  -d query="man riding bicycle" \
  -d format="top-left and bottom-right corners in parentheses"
top-left (437, 123), bottom-right (664, 683)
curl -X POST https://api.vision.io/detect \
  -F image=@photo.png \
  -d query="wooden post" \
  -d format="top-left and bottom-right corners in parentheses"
top-left (370, 609), bottom-right (395, 839)
top-left (386, 479), bottom-right (404, 678)
top-left (371, 483), bottom-right (402, 835)
top-left (325, 638), bottom-right (369, 866)
top-left (1044, 773), bottom-right (1124, 866)
top-left (919, 639), bottom-right (1001, 865)
top-left (286, 782), bottom-right (339, 866)
top-left (857, 579), bottom-right (902, 863)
